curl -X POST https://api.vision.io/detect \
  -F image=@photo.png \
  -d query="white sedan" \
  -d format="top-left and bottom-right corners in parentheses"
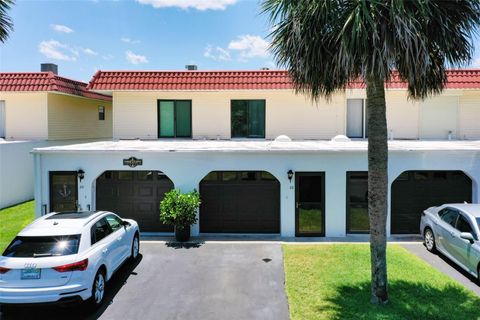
top-left (420, 203), bottom-right (480, 281)
top-left (0, 211), bottom-right (140, 306)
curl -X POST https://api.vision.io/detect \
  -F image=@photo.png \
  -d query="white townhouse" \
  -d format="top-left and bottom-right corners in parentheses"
top-left (31, 69), bottom-right (480, 237)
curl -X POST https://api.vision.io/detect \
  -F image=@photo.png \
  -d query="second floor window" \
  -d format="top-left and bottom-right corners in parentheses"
top-left (158, 100), bottom-right (192, 138)
top-left (98, 106), bottom-right (105, 121)
top-left (346, 99), bottom-right (367, 138)
top-left (231, 100), bottom-right (265, 138)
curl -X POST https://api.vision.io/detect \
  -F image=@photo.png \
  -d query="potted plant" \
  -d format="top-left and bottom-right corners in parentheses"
top-left (159, 189), bottom-right (201, 242)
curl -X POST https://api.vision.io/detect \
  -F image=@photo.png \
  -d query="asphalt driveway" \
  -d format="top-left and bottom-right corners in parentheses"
top-left (0, 242), bottom-right (290, 320)
top-left (401, 243), bottom-right (480, 296)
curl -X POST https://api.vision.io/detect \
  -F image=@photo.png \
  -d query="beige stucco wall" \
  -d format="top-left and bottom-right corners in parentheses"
top-left (0, 92), bottom-right (48, 140)
top-left (47, 93), bottom-right (112, 140)
top-left (113, 90), bottom-right (346, 140)
top-left (112, 89), bottom-right (480, 140)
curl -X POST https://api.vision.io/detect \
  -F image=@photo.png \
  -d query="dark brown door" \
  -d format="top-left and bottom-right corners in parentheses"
top-left (391, 171), bottom-right (472, 234)
top-left (295, 172), bottom-right (325, 237)
top-left (96, 171), bottom-right (174, 232)
top-left (50, 171), bottom-right (78, 212)
top-left (199, 171), bottom-right (280, 233)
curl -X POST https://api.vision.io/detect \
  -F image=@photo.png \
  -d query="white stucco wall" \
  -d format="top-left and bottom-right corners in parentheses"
top-left (33, 145), bottom-right (480, 237)
top-left (0, 140), bottom-right (49, 208)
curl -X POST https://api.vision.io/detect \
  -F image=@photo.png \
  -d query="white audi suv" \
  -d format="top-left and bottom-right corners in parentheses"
top-left (0, 211), bottom-right (140, 306)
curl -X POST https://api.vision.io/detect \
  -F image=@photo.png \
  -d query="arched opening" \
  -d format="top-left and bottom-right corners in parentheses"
top-left (96, 170), bottom-right (174, 232)
top-left (199, 171), bottom-right (280, 233)
top-left (391, 170), bottom-right (472, 234)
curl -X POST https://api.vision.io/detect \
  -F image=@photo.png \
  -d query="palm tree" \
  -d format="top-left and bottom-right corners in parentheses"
top-left (0, 0), bottom-right (14, 43)
top-left (262, 0), bottom-right (480, 304)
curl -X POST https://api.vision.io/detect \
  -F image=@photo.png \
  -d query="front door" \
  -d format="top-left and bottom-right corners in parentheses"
top-left (50, 171), bottom-right (78, 212)
top-left (295, 172), bottom-right (325, 237)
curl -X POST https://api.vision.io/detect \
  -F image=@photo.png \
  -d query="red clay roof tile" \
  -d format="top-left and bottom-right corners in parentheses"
top-left (0, 72), bottom-right (111, 101)
top-left (86, 69), bottom-right (480, 91)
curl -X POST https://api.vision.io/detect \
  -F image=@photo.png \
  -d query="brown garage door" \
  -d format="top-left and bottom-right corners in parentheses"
top-left (96, 171), bottom-right (174, 232)
top-left (200, 171), bottom-right (280, 233)
top-left (391, 171), bottom-right (472, 234)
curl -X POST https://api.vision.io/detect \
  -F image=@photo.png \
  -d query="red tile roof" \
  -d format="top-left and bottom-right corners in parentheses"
top-left (0, 72), bottom-right (112, 101)
top-left (87, 69), bottom-right (480, 91)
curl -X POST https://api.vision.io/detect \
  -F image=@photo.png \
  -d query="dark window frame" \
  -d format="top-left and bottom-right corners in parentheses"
top-left (98, 106), bottom-right (105, 121)
top-left (157, 100), bottom-right (192, 138)
top-left (346, 171), bottom-right (369, 234)
top-left (295, 172), bottom-right (326, 237)
top-left (230, 99), bottom-right (266, 139)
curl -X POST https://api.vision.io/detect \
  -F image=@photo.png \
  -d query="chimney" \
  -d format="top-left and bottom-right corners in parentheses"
top-left (41, 63), bottom-right (58, 75)
top-left (185, 65), bottom-right (198, 71)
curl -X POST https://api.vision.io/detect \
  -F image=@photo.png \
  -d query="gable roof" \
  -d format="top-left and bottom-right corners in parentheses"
top-left (0, 72), bottom-right (112, 101)
top-left (87, 69), bottom-right (480, 91)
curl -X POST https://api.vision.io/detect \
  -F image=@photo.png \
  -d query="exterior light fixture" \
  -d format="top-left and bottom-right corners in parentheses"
top-left (287, 170), bottom-right (294, 182)
top-left (77, 169), bottom-right (85, 182)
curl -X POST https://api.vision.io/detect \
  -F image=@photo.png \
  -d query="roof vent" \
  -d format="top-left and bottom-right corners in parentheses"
top-left (274, 135), bottom-right (292, 142)
top-left (185, 65), bottom-right (198, 71)
top-left (331, 135), bottom-right (351, 142)
top-left (260, 67), bottom-right (270, 70)
top-left (41, 63), bottom-right (58, 75)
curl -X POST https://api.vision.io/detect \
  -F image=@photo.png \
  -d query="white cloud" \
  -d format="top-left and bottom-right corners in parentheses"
top-left (121, 37), bottom-right (141, 44)
top-left (204, 45), bottom-right (231, 61)
top-left (83, 48), bottom-right (98, 56)
top-left (136, 0), bottom-right (237, 10)
top-left (38, 40), bottom-right (78, 61)
top-left (50, 24), bottom-right (74, 33)
top-left (125, 50), bottom-right (149, 64)
top-left (472, 57), bottom-right (480, 67)
top-left (228, 35), bottom-right (270, 60)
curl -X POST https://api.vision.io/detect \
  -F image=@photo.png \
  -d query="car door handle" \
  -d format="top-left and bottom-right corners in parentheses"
top-left (450, 232), bottom-right (455, 237)
top-left (102, 248), bottom-right (108, 254)
top-left (117, 237), bottom-right (122, 241)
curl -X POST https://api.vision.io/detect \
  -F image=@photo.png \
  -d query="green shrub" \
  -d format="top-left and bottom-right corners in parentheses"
top-left (159, 189), bottom-right (201, 230)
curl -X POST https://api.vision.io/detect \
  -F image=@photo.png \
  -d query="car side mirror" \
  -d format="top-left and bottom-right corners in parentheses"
top-left (122, 220), bottom-right (131, 228)
top-left (460, 232), bottom-right (475, 243)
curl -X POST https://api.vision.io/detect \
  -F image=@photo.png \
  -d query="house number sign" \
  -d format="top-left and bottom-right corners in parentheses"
top-left (123, 157), bottom-right (143, 168)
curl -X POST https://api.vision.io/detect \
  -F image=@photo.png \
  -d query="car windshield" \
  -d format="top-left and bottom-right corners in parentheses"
top-left (2, 235), bottom-right (81, 258)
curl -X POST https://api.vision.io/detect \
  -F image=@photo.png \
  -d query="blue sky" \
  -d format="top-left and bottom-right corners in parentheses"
top-left (1, 0), bottom-right (479, 83)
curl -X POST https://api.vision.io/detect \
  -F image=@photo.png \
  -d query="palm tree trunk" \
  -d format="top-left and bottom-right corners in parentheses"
top-left (366, 76), bottom-right (389, 304)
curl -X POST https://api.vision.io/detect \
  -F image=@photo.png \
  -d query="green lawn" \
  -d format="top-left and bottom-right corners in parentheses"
top-left (283, 244), bottom-right (480, 320)
top-left (0, 201), bottom-right (35, 252)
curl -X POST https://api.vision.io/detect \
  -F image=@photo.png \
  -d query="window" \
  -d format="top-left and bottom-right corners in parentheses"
top-left (231, 100), bottom-right (265, 138)
top-left (347, 172), bottom-right (369, 233)
top-left (346, 99), bottom-right (368, 138)
top-left (456, 215), bottom-right (473, 233)
top-left (91, 218), bottom-right (112, 245)
top-left (158, 100), bottom-right (192, 138)
top-left (98, 106), bottom-right (105, 121)
top-left (439, 209), bottom-right (459, 227)
top-left (2, 235), bottom-right (81, 257)
top-left (105, 215), bottom-right (124, 232)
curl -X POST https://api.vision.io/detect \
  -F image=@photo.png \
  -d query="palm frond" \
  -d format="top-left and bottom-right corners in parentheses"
top-left (0, 0), bottom-right (14, 44)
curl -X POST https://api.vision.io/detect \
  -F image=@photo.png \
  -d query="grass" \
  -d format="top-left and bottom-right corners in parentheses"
top-left (0, 201), bottom-right (35, 252)
top-left (283, 244), bottom-right (480, 320)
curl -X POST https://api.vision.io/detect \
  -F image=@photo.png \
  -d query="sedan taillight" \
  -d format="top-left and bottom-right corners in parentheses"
top-left (53, 259), bottom-right (88, 273)
top-left (0, 266), bottom-right (10, 274)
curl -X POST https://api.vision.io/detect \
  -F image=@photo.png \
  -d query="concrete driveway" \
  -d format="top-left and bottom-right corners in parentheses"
top-left (402, 243), bottom-right (480, 296)
top-left (0, 242), bottom-right (290, 320)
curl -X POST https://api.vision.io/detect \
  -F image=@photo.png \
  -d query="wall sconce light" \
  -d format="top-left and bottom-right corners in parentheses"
top-left (77, 169), bottom-right (85, 182)
top-left (287, 170), bottom-right (294, 182)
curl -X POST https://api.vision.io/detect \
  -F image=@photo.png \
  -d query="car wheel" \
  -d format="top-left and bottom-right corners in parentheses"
top-left (91, 269), bottom-right (106, 306)
top-left (424, 228), bottom-right (436, 253)
top-left (130, 233), bottom-right (139, 260)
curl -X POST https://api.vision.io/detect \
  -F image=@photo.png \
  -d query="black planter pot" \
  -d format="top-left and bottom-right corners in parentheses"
top-left (174, 225), bottom-right (190, 242)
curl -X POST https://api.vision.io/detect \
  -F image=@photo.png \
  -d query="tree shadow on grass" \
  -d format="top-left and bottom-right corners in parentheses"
top-left (320, 280), bottom-right (480, 320)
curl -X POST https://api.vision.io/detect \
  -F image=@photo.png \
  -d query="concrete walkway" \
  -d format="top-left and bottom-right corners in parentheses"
top-left (401, 243), bottom-right (480, 296)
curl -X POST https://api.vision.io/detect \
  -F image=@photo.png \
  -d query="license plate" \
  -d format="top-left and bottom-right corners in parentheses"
top-left (21, 268), bottom-right (41, 280)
